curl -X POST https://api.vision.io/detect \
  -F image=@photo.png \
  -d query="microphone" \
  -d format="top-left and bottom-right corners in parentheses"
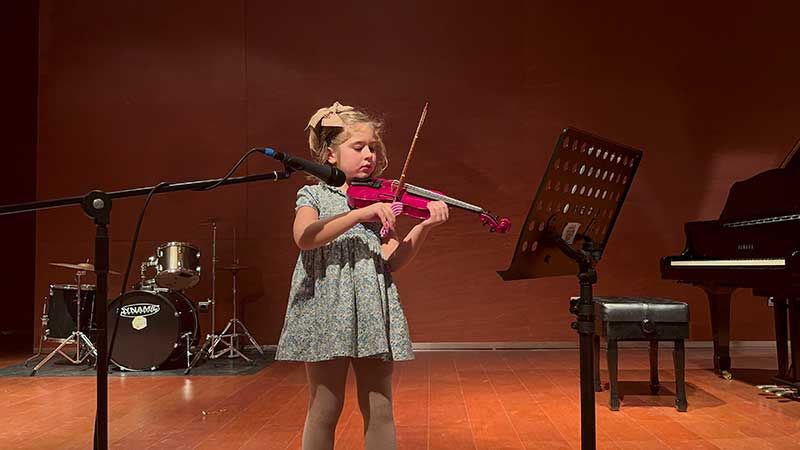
top-left (261, 148), bottom-right (346, 187)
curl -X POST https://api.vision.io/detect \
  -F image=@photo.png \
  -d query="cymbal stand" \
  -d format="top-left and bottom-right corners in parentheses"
top-left (30, 270), bottom-right (98, 376)
top-left (185, 218), bottom-right (223, 374)
top-left (211, 220), bottom-right (218, 349)
top-left (211, 228), bottom-right (263, 362)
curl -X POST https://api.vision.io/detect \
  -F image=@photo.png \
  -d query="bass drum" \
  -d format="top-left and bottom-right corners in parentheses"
top-left (108, 290), bottom-right (199, 371)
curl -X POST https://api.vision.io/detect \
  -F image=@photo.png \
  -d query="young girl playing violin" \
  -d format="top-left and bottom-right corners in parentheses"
top-left (276, 101), bottom-right (449, 450)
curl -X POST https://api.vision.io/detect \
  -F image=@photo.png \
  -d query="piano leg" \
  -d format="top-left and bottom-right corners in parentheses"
top-left (773, 297), bottom-right (789, 379)
top-left (702, 285), bottom-right (735, 377)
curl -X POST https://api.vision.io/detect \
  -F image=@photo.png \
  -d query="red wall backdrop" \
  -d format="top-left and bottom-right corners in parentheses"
top-left (34, 1), bottom-right (800, 346)
top-left (2, 0), bottom-right (37, 350)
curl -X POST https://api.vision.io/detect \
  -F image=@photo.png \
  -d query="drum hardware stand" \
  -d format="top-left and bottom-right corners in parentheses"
top-left (137, 257), bottom-right (157, 289)
top-left (210, 219), bottom-right (219, 341)
top-left (182, 331), bottom-right (194, 368)
top-left (186, 228), bottom-right (263, 373)
top-left (215, 263), bottom-right (264, 360)
top-left (28, 270), bottom-right (99, 376)
top-left (0, 169), bottom-right (292, 449)
top-left (185, 218), bottom-right (225, 374)
top-left (24, 302), bottom-right (50, 367)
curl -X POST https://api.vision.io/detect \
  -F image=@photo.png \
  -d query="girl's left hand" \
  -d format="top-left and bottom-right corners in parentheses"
top-left (420, 201), bottom-right (449, 229)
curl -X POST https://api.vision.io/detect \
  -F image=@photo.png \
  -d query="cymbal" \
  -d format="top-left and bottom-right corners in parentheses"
top-left (49, 262), bottom-right (121, 275)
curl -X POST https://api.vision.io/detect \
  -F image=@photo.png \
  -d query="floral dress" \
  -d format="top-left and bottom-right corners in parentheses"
top-left (275, 183), bottom-right (414, 362)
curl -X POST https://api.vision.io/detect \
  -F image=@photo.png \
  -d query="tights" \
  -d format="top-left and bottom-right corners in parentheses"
top-left (302, 358), bottom-right (396, 450)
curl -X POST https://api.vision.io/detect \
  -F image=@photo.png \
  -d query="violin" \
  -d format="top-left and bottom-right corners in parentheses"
top-left (345, 102), bottom-right (510, 234)
top-left (347, 178), bottom-right (511, 233)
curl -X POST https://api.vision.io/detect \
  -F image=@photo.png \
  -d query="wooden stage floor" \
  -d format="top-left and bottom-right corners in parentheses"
top-left (2, 347), bottom-right (800, 449)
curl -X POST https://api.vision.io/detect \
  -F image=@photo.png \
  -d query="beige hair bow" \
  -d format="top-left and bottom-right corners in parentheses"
top-left (305, 101), bottom-right (354, 131)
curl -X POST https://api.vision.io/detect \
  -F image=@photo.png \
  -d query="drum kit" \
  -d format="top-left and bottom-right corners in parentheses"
top-left (25, 218), bottom-right (263, 375)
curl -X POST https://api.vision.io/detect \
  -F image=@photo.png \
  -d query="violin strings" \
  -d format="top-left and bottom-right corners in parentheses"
top-left (404, 183), bottom-right (483, 213)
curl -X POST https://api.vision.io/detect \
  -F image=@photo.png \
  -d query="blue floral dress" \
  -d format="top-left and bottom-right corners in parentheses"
top-left (275, 183), bottom-right (414, 362)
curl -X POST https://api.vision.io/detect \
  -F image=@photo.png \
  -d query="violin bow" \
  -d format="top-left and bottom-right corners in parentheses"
top-left (393, 102), bottom-right (429, 201)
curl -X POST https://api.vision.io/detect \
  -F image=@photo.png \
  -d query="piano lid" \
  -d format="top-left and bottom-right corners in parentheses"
top-left (718, 139), bottom-right (800, 224)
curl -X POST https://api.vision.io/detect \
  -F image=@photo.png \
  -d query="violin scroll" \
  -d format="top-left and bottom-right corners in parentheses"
top-left (480, 212), bottom-right (512, 233)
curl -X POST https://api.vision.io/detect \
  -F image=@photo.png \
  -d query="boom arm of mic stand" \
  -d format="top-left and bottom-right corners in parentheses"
top-left (0, 170), bottom-right (293, 450)
top-left (0, 171), bottom-right (293, 216)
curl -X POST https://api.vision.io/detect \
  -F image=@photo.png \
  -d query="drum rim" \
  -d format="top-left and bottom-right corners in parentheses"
top-left (136, 283), bottom-right (170, 293)
top-left (111, 289), bottom-right (184, 305)
top-left (154, 269), bottom-right (200, 290)
top-left (157, 241), bottom-right (199, 251)
top-left (49, 283), bottom-right (97, 291)
top-left (155, 268), bottom-right (199, 276)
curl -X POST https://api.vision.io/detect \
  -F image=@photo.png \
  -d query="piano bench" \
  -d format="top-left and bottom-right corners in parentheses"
top-left (591, 296), bottom-right (690, 412)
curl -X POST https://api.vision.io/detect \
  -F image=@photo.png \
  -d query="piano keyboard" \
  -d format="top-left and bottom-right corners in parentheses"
top-left (670, 258), bottom-right (786, 267)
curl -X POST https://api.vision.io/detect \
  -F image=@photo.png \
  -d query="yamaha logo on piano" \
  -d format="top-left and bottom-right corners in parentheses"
top-left (736, 243), bottom-right (755, 251)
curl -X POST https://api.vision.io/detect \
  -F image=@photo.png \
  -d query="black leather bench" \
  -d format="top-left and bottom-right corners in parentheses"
top-left (591, 296), bottom-right (689, 411)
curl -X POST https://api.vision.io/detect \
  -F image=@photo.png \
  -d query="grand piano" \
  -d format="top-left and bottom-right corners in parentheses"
top-left (661, 142), bottom-right (800, 382)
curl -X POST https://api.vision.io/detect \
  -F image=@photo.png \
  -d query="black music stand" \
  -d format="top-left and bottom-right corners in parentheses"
top-left (499, 127), bottom-right (642, 450)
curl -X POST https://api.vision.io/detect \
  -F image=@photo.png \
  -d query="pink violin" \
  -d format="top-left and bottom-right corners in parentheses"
top-left (345, 103), bottom-right (510, 234)
top-left (347, 178), bottom-right (511, 233)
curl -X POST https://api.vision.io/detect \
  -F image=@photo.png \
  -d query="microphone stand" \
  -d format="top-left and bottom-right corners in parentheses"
top-left (0, 169), bottom-right (293, 450)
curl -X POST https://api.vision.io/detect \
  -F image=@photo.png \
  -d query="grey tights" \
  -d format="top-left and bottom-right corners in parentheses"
top-left (303, 358), bottom-right (396, 450)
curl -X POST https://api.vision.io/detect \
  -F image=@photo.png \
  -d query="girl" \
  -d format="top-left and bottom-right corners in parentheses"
top-left (276, 101), bottom-right (448, 450)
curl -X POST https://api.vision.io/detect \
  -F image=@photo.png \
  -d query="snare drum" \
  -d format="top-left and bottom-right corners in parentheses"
top-left (154, 242), bottom-right (201, 290)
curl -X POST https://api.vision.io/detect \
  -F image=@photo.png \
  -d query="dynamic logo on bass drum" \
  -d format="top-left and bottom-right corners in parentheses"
top-left (120, 303), bottom-right (161, 318)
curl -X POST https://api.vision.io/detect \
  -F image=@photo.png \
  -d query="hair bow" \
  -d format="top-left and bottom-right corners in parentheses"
top-left (305, 101), bottom-right (354, 131)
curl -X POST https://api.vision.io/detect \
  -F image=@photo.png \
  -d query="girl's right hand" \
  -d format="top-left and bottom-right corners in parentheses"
top-left (355, 202), bottom-right (397, 233)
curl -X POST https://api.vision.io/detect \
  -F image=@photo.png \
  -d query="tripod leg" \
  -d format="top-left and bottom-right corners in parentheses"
top-left (210, 321), bottom-right (235, 359)
top-left (31, 335), bottom-right (75, 376)
top-left (231, 347), bottom-right (253, 362)
top-left (233, 319), bottom-right (265, 355)
top-left (185, 334), bottom-right (213, 375)
top-left (77, 332), bottom-right (99, 363)
top-left (25, 335), bottom-right (47, 368)
top-left (247, 336), bottom-right (264, 355)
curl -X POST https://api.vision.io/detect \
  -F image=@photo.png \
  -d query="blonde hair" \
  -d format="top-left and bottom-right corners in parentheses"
top-left (307, 107), bottom-right (388, 179)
